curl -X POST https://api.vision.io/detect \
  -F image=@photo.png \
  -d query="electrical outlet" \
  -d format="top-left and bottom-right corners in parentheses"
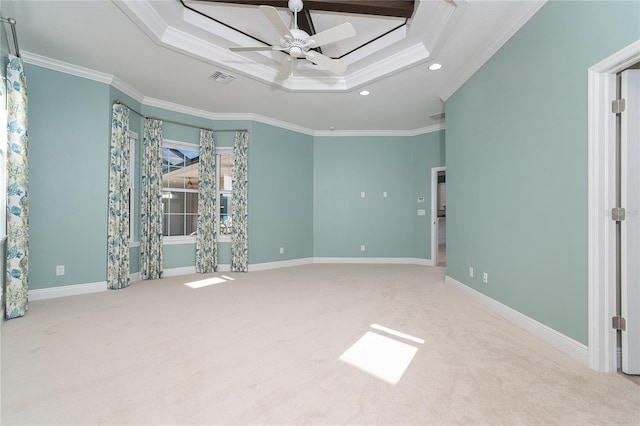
top-left (469, 267), bottom-right (474, 278)
top-left (383, 191), bottom-right (388, 198)
top-left (361, 244), bottom-right (366, 252)
top-left (483, 272), bottom-right (488, 283)
top-left (360, 191), bottom-right (366, 198)
top-left (56, 265), bottom-right (65, 276)
top-left (279, 247), bottom-right (284, 254)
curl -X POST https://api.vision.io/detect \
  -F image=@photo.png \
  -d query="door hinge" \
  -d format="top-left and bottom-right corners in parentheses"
top-left (612, 207), bottom-right (626, 221)
top-left (612, 316), bottom-right (626, 331)
top-left (612, 99), bottom-right (626, 114)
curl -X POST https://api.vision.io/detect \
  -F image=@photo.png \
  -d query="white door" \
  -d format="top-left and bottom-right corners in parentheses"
top-left (621, 68), bottom-right (640, 374)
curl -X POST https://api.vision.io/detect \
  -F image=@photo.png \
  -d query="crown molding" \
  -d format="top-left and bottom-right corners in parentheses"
top-left (111, 77), bottom-right (145, 103)
top-left (21, 51), bottom-right (113, 84)
top-left (439, 0), bottom-right (546, 101)
top-left (314, 123), bottom-right (445, 137)
top-left (22, 51), bottom-right (442, 136)
top-left (143, 96), bottom-right (315, 136)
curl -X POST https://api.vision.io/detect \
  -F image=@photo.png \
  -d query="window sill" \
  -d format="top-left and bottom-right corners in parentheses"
top-left (163, 236), bottom-right (196, 245)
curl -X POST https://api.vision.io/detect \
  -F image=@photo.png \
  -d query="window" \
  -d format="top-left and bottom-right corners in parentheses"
top-left (217, 148), bottom-right (233, 238)
top-left (162, 140), bottom-right (199, 238)
top-left (128, 132), bottom-right (138, 243)
top-left (161, 141), bottom-right (233, 239)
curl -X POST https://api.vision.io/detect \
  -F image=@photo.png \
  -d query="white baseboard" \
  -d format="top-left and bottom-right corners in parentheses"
top-left (249, 257), bottom-right (314, 272)
top-left (314, 257), bottom-right (432, 266)
top-left (28, 258), bottom-right (433, 301)
top-left (445, 275), bottom-right (589, 366)
top-left (161, 266), bottom-right (196, 277)
top-left (29, 281), bottom-right (108, 301)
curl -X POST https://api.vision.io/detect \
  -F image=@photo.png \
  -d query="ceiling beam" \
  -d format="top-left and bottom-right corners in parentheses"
top-left (205, 1), bottom-right (415, 18)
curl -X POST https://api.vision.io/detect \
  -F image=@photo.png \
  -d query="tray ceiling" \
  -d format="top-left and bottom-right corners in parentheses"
top-left (1, 0), bottom-right (546, 132)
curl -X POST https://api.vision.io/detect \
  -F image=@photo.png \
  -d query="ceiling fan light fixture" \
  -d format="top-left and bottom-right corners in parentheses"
top-left (428, 63), bottom-right (443, 71)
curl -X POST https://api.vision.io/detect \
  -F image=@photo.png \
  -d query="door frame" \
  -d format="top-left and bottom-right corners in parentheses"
top-left (431, 166), bottom-right (446, 266)
top-left (588, 40), bottom-right (640, 372)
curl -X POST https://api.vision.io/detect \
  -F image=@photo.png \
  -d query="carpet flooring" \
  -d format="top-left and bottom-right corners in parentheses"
top-left (1, 264), bottom-right (639, 425)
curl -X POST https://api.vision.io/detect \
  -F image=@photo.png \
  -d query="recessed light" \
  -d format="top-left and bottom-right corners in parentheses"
top-left (359, 90), bottom-right (370, 96)
top-left (428, 63), bottom-right (442, 71)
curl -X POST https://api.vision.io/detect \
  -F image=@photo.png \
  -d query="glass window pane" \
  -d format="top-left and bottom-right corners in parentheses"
top-left (163, 146), bottom-right (199, 190)
top-left (186, 192), bottom-right (198, 215)
top-left (186, 214), bottom-right (197, 235)
top-left (219, 193), bottom-right (232, 235)
top-left (166, 214), bottom-right (185, 236)
top-left (219, 153), bottom-right (233, 191)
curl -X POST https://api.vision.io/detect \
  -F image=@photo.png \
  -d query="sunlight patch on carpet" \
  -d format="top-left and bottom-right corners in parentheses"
top-left (339, 325), bottom-right (423, 385)
top-left (185, 277), bottom-right (228, 289)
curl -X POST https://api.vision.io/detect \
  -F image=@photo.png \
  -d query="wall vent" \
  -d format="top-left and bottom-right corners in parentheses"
top-left (209, 71), bottom-right (235, 85)
top-left (429, 112), bottom-right (445, 121)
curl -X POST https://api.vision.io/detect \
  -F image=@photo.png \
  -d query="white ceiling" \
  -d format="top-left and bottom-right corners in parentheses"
top-left (1, 0), bottom-right (545, 134)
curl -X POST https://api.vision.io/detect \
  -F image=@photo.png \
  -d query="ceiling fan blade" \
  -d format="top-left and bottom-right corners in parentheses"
top-left (259, 5), bottom-right (293, 41)
top-left (306, 22), bottom-right (356, 48)
top-left (304, 51), bottom-right (347, 75)
top-left (230, 46), bottom-right (282, 52)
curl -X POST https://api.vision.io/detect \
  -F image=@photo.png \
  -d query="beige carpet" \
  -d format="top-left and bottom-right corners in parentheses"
top-left (1, 264), bottom-right (639, 425)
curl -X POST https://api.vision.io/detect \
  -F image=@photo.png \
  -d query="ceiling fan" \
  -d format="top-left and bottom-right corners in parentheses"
top-left (230, 0), bottom-right (356, 77)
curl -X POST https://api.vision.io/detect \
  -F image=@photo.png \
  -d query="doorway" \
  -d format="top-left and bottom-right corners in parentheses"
top-left (618, 67), bottom-right (640, 375)
top-left (431, 166), bottom-right (446, 266)
top-left (588, 40), bottom-right (640, 373)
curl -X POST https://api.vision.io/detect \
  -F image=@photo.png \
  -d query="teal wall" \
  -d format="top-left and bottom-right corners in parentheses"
top-left (24, 62), bottom-right (443, 290)
top-left (28, 65), bottom-right (111, 289)
top-left (314, 132), bottom-right (444, 258)
top-left (248, 122), bottom-right (314, 264)
top-left (413, 131), bottom-right (445, 259)
top-left (445, 0), bottom-right (640, 345)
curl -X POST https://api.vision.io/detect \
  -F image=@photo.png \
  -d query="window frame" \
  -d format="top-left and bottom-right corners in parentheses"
top-left (128, 131), bottom-right (139, 247)
top-left (161, 139), bottom-right (199, 243)
top-left (216, 147), bottom-right (233, 243)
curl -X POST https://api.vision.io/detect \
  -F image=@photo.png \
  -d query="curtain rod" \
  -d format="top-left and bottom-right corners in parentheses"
top-left (114, 100), bottom-right (248, 133)
top-left (1, 17), bottom-right (20, 57)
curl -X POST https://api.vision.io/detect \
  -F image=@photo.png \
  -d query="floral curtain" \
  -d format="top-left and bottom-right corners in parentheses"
top-left (196, 129), bottom-right (217, 273)
top-left (231, 131), bottom-right (248, 272)
top-left (5, 55), bottom-right (29, 319)
top-left (106, 104), bottom-right (131, 290)
top-left (140, 118), bottom-right (164, 280)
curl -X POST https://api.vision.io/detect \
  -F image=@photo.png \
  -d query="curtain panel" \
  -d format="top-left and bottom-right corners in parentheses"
top-left (5, 55), bottom-right (29, 319)
top-left (140, 118), bottom-right (164, 280)
top-left (106, 104), bottom-right (131, 290)
top-left (196, 129), bottom-right (217, 273)
top-left (231, 131), bottom-right (248, 272)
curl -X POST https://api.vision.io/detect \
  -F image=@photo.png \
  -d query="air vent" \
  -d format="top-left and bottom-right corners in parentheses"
top-left (429, 112), bottom-right (445, 121)
top-left (209, 71), bottom-right (235, 85)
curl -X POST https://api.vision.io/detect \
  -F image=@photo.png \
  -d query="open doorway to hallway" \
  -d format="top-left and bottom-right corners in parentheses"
top-left (431, 166), bottom-right (446, 266)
